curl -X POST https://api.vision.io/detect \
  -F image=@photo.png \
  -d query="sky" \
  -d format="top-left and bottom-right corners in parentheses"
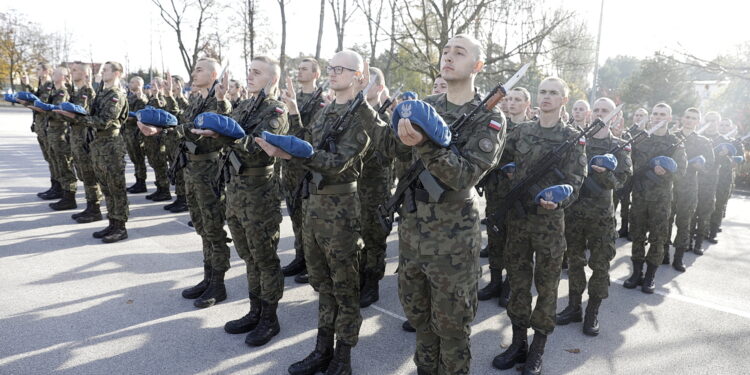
top-left (4, 0), bottom-right (750, 81)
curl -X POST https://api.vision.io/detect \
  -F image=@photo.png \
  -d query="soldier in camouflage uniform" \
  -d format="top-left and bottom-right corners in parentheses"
top-left (616, 107), bottom-right (649, 239)
top-left (493, 77), bottom-right (586, 375)
top-left (162, 76), bottom-right (190, 212)
top-left (664, 108), bottom-right (714, 271)
top-left (624, 103), bottom-right (687, 293)
top-left (692, 112), bottom-right (722, 255)
top-left (58, 61), bottom-right (130, 243)
top-left (43, 66), bottom-right (78, 211)
top-left (259, 50), bottom-right (373, 375)
top-left (123, 77), bottom-right (149, 194)
top-left (281, 57), bottom-right (325, 284)
top-left (478, 87), bottom-right (530, 308)
top-left (138, 78), bottom-right (173, 203)
top-left (556, 98), bottom-right (632, 337)
top-left (709, 119), bottom-right (745, 243)
top-left (68, 62), bottom-right (103, 223)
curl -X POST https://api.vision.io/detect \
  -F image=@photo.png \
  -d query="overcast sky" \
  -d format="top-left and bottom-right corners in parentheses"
top-left (5, 0), bottom-right (749, 81)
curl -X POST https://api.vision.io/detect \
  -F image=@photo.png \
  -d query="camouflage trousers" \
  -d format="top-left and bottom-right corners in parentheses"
top-left (693, 179), bottom-right (717, 238)
top-left (90, 133), bottom-right (129, 221)
top-left (669, 183), bottom-right (698, 249)
top-left (165, 130), bottom-right (186, 196)
top-left (122, 123), bottom-right (147, 181)
top-left (184, 156), bottom-right (230, 272)
top-left (506, 210), bottom-right (565, 336)
top-left (397, 196), bottom-right (480, 375)
top-left (69, 125), bottom-right (102, 203)
top-left (614, 186), bottom-right (630, 227)
top-left (710, 176), bottom-right (733, 233)
top-left (46, 122), bottom-right (77, 193)
top-left (281, 162), bottom-right (307, 260)
top-left (142, 133), bottom-right (170, 189)
top-left (34, 119), bottom-right (56, 182)
top-left (565, 200), bottom-right (616, 300)
top-left (357, 162), bottom-right (392, 280)
top-left (484, 173), bottom-right (509, 272)
top-left (303, 192), bottom-right (363, 347)
top-left (226, 171), bottom-right (284, 303)
top-left (630, 191), bottom-right (671, 265)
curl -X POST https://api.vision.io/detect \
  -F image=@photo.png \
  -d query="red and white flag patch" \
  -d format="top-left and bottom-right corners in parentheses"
top-left (274, 107), bottom-right (285, 114)
top-left (111, 97), bottom-right (119, 102)
top-left (578, 136), bottom-right (586, 145)
top-left (488, 120), bottom-right (503, 131)
top-left (624, 144), bottom-right (632, 152)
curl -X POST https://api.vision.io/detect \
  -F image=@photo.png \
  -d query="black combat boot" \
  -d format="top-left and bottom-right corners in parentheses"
top-left (288, 329), bottom-right (335, 375)
top-left (522, 331), bottom-right (547, 375)
top-left (168, 195), bottom-right (189, 213)
top-left (92, 219), bottom-right (115, 239)
top-left (641, 262), bottom-right (658, 294)
top-left (194, 269), bottom-right (227, 308)
top-left (492, 324), bottom-right (528, 370)
top-left (127, 178), bottom-right (147, 193)
top-left (479, 245), bottom-right (489, 258)
top-left (402, 320), bottom-right (416, 332)
top-left (662, 244), bottom-right (670, 265)
top-left (37, 179), bottom-right (56, 197)
top-left (583, 297), bottom-right (602, 336)
top-left (556, 294), bottom-right (582, 325)
top-left (76, 202), bottom-right (103, 223)
top-left (39, 181), bottom-right (63, 200)
top-left (618, 220), bottom-right (629, 239)
top-left (282, 254), bottom-right (306, 277)
top-left (102, 220), bottom-right (128, 243)
top-left (295, 269), bottom-right (309, 284)
top-left (693, 235), bottom-right (704, 255)
top-left (182, 264), bottom-right (212, 299)
top-left (707, 230), bottom-right (718, 244)
top-left (561, 254), bottom-right (568, 270)
top-left (225, 294), bottom-right (262, 334)
top-left (498, 277), bottom-right (511, 308)
top-left (49, 190), bottom-right (77, 211)
top-left (623, 260), bottom-right (644, 289)
top-left (245, 301), bottom-right (280, 346)
top-left (478, 269), bottom-right (503, 301)
top-left (324, 341), bottom-right (352, 375)
top-left (359, 270), bottom-right (380, 308)
top-left (149, 186), bottom-right (172, 202)
top-left (673, 248), bottom-right (686, 272)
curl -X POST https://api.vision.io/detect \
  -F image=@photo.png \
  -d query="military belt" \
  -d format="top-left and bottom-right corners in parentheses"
top-left (94, 127), bottom-right (120, 137)
top-left (234, 165), bottom-right (274, 177)
top-left (309, 182), bottom-right (357, 195)
top-left (414, 188), bottom-right (473, 203)
top-left (187, 151), bottom-right (220, 161)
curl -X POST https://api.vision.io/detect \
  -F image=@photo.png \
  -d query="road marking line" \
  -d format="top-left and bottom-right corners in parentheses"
top-left (370, 303), bottom-right (407, 321)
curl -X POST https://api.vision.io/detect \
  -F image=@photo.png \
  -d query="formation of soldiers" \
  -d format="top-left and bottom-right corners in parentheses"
top-left (6, 32), bottom-right (749, 375)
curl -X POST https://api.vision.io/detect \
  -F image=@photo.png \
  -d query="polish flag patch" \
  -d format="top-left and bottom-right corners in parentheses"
top-left (274, 107), bottom-right (285, 114)
top-left (624, 144), bottom-right (632, 152)
top-left (111, 97), bottom-right (119, 102)
top-left (320, 102), bottom-right (326, 107)
top-left (488, 120), bottom-right (503, 131)
top-left (578, 136), bottom-right (586, 145)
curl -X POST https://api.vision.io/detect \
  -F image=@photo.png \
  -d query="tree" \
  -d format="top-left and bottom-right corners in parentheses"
top-left (620, 54), bottom-right (698, 116)
top-left (0, 11), bottom-right (50, 91)
top-left (356, 0), bottom-right (384, 63)
top-left (315, 0), bottom-right (325, 59)
top-left (597, 55), bottom-right (641, 101)
top-left (329, 0), bottom-right (356, 52)
top-left (151, 0), bottom-right (216, 76)
top-left (278, 0), bottom-right (289, 80)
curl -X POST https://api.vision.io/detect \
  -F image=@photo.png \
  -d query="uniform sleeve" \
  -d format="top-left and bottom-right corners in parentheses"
top-left (593, 146), bottom-right (632, 190)
top-left (217, 98), bottom-right (232, 115)
top-left (671, 141), bottom-right (688, 179)
top-left (297, 116), bottom-right (370, 175)
top-left (356, 105), bottom-right (411, 163)
top-left (76, 93), bottom-right (126, 130)
top-left (235, 106), bottom-right (289, 155)
top-left (558, 138), bottom-right (588, 209)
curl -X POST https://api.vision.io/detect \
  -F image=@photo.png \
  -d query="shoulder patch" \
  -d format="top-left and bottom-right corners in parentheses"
top-left (274, 107), bottom-right (285, 114)
top-left (111, 96), bottom-right (119, 103)
top-left (356, 132), bottom-right (368, 145)
top-left (488, 119), bottom-right (503, 131)
top-left (478, 138), bottom-right (495, 153)
top-left (624, 144), bottom-right (632, 152)
top-left (578, 136), bottom-right (586, 145)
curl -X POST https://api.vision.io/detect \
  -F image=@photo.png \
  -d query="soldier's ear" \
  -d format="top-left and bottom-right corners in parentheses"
top-left (473, 60), bottom-right (484, 73)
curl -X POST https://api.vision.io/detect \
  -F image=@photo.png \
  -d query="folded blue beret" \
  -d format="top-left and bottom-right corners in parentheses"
top-left (688, 155), bottom-right (706, 167)
top-left (128, 111), bottom-right (137, 118)
top-left (17, 92), bottom-right (40, 103)
top-left (500, 162), bottom-right (516, 173)
top-left (144, 84), bottom-right (152, 90)
top-left (194, 112), bottom-right (245, 139)
top-left (535, 184), bottom-right (573, 204)
top-left (590, 154), bottom-right (618, 171)
top-left (137, 107), bottom-right (178, 127)
top-left (401, 91), bottom-right (418, 100)
top-left (714, 143), bottom-right (737, 157)
top-left (33, 100), bottom-right (58, 111)
top-left (649, 156), bottom-right (678, 173)
top-left (4, 93), bottom-right (17, 103)
top-left (732, 155), bottom-right (745, 164)
top-left (60, 102), bottom-right (88, 116)
top-left (391, 100), bottom-right (451, 147)
top-left (261, 131), bottom-right (314, 158)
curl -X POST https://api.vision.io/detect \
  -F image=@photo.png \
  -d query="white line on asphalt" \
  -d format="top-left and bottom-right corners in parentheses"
top-left (370, 303), bottom-right (407, 321)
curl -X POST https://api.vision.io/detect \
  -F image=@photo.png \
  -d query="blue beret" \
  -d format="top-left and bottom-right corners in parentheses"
top-left (194, 112), bottom-right (245, 139)
top-left (261, 131), bottom-right (314, 158)
top-left (391, 100), bottom-right (452, 147)
top-left (144, 84), bottom-right (152, 90)
top-left (128, 111), bottom-right (137, 118)
top-left (17, 92), bottom-right (40, 103)
top-left (649, 156), bottom-right (678, 173)
top-left (137, 107), bottom-right (178, 127)
top-left (590, 153), bottom-right (618, 171)
top-left (500, 162), bottom-right (516, 173)
top-left (688, 155), bottom-right (706, 167)
top-left (732, 155), bottom-right (745, 164)
top-left (4, 93), bottom-right (17, 103)
top-left (33, 100), bottom-right (58, 111)
top-left (401, 91), bottom-right (418, 100)
top-left (535, 184), bottom-right (573, 204)
top-left (714, 143), bottom-right (737, 157)
top-left (60, 102), bottom-right (88, 115)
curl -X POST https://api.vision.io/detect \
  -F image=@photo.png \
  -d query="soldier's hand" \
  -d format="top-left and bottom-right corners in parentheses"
top-left (255, 137), bottom-right (292, 160)
top-left (137, 121), bottom-right (163, 136)
top-left (539, 198), bottom-right (558, 210)
top-left (322, 91), bottom-right (334, 106)
top-left (191, 128), bottom-right (219, 138)
top-left (20, 72), bottom-right (29, 86)
top-left (591, 165), bottom-right (606, 173)
top-left (359, 61), bottom-right (370, 91)
top-left (654, 165), bottom-right (666, 176)
top-left (398, 118), bottom-right (426, 147)
top-left (53, 109), bottom-right (76, 119)
top-left (281, 76), bottom-right (299, 115)
top-left (164, 72), bottom-right (173, 97)
top-left (216, 71), bottom-right (230, 101)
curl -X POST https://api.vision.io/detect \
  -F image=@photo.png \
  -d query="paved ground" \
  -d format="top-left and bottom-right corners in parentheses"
top-left (2, 105), bottom-right (750, 375)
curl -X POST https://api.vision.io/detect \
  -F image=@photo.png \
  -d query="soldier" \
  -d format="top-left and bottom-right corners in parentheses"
top-left (616, 107), bottom-right (649, 239)
top-left (123, 77), bottom-right (149, 194)
top-left (570, 99), bottom-right (591, 127)
top-left (281, 57), bottom-right (325, 284)
top-left (162, 75), bottom-right (190, 212)
top-left (692, 111), bottom-right (722, 255)
top-left (194, 56), bottom-right (289, 346)
top-left (258, 49), bottom-right (372, 375)
top-left (227, 79), bottom-right (243, 109)
top-left (623, 103), bottom-right (687, 293)
top-left (432, 75), bottom-right (448, 95)
top-left (555, 97), bottom-right (632, 337)
top-left (478, 87), bottom-right (530, 308)
top-left (56, 61), bottom-right (130, 243)
top-left (68, 61), bottom-right (103, 223)
top-left (493, 77), bottom-right (586, 375)
top-left (140, 58), bottom-right (232, 308)
top-left (664, 108), bottom-right (714, 271)
top-left (43, 65), bottom-right (78, 211)
top-left (709, 119), bottom-right (744, 243)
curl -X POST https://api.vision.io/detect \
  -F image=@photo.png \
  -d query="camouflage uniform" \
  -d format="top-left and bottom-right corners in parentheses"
top-left (68, 85), bottom-right (102, 204)
top-left (123, 92), bottom-right (148, 183)
top-left (710, 136), bottom-right (744, 235)
top-left (566, 134), bottom-right (632, 300)
top-left (26, 81), bottom-right (57, 185)
top-left (45, 85), bottom-right (77, 194)
top-left (164, 95), bottom-right (189, 196)
top-left (72, 86), bottom-right (130, 221)
top-left (390, 93), bottom-right (505, 374)
top-left (693, 134), bottom-right (723, 243)
top-left (629, 133), bottom-right (687, 266)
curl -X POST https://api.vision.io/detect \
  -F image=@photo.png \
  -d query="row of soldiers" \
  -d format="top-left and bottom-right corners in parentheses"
top-left (12, 32), bottom-right (747, 375)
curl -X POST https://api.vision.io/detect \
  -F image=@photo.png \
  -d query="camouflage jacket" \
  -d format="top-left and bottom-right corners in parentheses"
top-left (174, 93), bottom-right (232, 155)
top-left (46, 85), bottom-right (70, 126)
top-left (24, 81), bottom-right (55, 126)
top-left (577, 133), bottom-right (632, 206)
top-left (125, 91), bottom-right (147, 127)
top-left (675, 130), bottom-right (714, 191)
top-left (72, 86), bottom-right (129, 133)
top-left (223, 97), bottom-right (289, 169)
top-left (297, 88), bottom-right (325, 128)
top-left (631, 132), bottom-right (687, 201)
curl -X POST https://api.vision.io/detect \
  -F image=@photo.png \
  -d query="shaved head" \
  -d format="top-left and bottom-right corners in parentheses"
top-left (196, 57), bottom-right (221, 74)
top-left (332, 50), bottom-right (364, 73)
top-left (449, 34), bottom-right (483, 62)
